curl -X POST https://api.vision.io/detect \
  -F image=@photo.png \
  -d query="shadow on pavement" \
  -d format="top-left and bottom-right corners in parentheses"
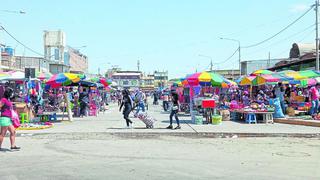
top-left (107, 127), bottom-right (172, 130)
top-left (0, 148), bottom-right (13, 152)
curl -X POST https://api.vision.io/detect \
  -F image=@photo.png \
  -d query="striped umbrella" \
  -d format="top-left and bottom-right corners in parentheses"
top-left (187, 71), bottom-right (236, 88)
top-left (252, 74), bottom-right (280, 86)
top-left (251, 69), bottom-right (273, 75)
top-left (239, 76), bottom-right (256, 86)
top-left (46, 73), bottom-right (85, 88)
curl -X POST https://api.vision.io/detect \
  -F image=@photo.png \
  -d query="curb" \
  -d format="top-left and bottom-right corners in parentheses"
top-left (15, 132), bottom-right (320, 139)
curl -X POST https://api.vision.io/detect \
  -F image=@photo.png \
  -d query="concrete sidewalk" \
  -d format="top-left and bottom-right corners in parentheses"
top-left (17, 102), bottom-right (320, 137)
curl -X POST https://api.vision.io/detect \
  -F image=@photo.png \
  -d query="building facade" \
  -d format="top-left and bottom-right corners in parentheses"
top-left (241, 59), bottom-right (284, 75)
top-left (68, 47), bottom-right (88, 74)
top-left (44, 30), bottom-right (70, 74)
top-left (140, 74), bottom-right (155, 92)
top-left (112, 71), bottom-right (142, 89)
top-left (154, 71), bottom-right (168, 88)
top-left (14, 56), bottom-right (48, 72)
top-left (209, 69), bottom-right (240, 80)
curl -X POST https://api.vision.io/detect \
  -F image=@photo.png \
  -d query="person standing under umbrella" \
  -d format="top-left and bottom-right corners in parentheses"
top-left (79, 88), bottom-right (89, 117)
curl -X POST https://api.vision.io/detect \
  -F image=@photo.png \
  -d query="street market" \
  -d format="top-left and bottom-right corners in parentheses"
top-left (1, 1), bottom-right (320, 179)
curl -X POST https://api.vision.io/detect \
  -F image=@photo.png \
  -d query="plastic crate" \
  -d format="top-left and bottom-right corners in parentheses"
top-left (202, 99), bottom-right (215, 108)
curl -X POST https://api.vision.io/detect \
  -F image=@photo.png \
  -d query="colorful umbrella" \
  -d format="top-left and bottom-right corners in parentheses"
top-left (0, 72), bottom-right (10, 80)
top-left (186, 72), bottom-right (202, 86)
top-left (299, 79), bottom-right (317, 87)
top-left (46, 73), bottom-right (85, 88)
top-left (36, 71), bottom-right (52, 80)
top-left (99, 78), bottom-right (112, 87)
top-left (252, 74), bottom-right (280, 86)
top-left (298, 70), bottom-right (320, 79)
top-left (251, 69), bottom-right (273, 75)
top-left (4, 71), bottom-right (25, 80)
top-left (173, 79), bottom-right (183, 87)
top-left (279, 70), bottom-right (305, 80)
top-left (239, 76), bottom-right (256, 86)
top-left (187, 71), bottom-right (236, 88)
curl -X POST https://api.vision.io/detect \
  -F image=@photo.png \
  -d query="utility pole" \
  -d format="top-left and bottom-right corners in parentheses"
top-left (238, 45), bottom-right (241, 76)
top-left (316, 0), bottom-right (319, 71)
top-left (137, 60), bottom-right (140, 71)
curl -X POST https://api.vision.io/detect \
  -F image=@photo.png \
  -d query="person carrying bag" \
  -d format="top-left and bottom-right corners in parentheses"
top-left (0, 88), bottom-right (20, 151)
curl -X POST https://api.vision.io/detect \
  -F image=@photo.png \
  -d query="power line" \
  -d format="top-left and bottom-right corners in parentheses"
top-left (222, 13), bottom-right (299, 37)
top-left (216, 48), bottom-right (239, 64)
top-left (243, 23), bottom-right (315, 57)
top-left (0, 25), bottom-right (44, 56)
top-left (242, 5), bottom-right (313, 49)
top-left (273, 29), bottom-right (315, 58)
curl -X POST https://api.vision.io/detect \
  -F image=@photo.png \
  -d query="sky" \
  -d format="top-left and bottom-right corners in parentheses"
top-left (0, 0), bottom-right (316, 79)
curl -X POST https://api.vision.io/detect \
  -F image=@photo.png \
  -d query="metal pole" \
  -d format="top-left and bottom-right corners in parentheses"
top-left (268, 52), bottom-right (271, 68)
top-left (238, 44), bottom-right (241, 76)
top-left (316, 0), bottom-right (319, 71)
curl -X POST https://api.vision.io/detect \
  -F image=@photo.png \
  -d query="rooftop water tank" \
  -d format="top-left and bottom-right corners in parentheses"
top-left (4, 46), bottom-right (14, 56)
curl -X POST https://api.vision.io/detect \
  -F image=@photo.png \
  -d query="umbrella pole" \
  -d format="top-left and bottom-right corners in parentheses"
top-left (190, 86), bottom-right (195, 124)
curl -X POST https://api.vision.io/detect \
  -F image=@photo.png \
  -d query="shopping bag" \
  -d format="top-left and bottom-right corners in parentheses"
top-left (11, 110), bottom-right (21, 128)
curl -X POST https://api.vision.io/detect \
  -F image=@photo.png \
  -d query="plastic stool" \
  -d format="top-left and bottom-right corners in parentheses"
top-left (246, 113), bottom-right (257, 124)
top-left (40, 115), bottom-right (49, 122)
top-left (264, 113), bottom-right (273, 124)
top-left (20, 113), bottom-right (29, 124)
top-left (48, 113), bottom-right (57, 121)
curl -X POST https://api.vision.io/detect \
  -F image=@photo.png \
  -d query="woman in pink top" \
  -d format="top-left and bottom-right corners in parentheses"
top-left (309, 84), bottom-right (320, 115)
top-left (0, 88), bottom-right (20, 151)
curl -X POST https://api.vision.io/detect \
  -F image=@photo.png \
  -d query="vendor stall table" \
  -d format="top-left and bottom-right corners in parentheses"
top-left (230, 109), bottom-right (274, 124)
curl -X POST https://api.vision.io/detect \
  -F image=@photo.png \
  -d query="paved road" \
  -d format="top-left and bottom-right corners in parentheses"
top-left (1, 135), bottom-right (320, 180)
top-left (0, 101), bottom-right (319, 180)
top-left (17, 101), bottom-right (320, 135)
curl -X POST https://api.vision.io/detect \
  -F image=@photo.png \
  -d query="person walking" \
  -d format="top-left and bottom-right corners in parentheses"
top-left (135, 89), bottom-right (146, 115)
top-left (119, 89), bottom-right (134, 128)
top-left (309, 83), bottom-right (320, 115)
top-left (0, 88), bottom-right (20, 151)
top-left (167, 90), bottom-right (181, 130)
top-left (162, 91), bottom-right (169, 111)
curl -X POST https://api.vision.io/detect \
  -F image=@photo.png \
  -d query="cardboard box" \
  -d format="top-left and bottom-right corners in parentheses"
top-left (220, 110), bottom-right (230, 121)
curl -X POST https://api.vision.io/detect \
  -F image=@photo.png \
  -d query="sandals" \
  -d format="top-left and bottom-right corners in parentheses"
top-left (10, 146), bottom-right (21, 150)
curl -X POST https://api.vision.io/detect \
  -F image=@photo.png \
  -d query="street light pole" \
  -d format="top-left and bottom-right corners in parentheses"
top-left (0, 10), bottom-right (26, 14)
top-left (220, 37), bottom-right (241, 76)
top-left (315, 0), bottom-right (319, 71)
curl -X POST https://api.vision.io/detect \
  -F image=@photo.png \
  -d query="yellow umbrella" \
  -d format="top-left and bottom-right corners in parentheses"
top-left (239, 76), bottom-right (256, 86)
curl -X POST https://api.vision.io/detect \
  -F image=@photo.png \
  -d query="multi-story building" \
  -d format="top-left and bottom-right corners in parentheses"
top-left (112, 71), bottom-right (142, 89)
top-left (68, 47), bottom-right (88, 74)
top-left (44, 30), bottom-right (70, 74)
top-left (140, 74), bottom-right (155, 92)
top-left (209, 69), bottom-right (241, 80)
top-left (14, 56), bottom-right (48, 72)
top-left (154, 70), bottom-right (168, 89)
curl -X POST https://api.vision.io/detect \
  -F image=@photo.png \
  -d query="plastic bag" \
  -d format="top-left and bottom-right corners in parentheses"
top-left (11, 110), bottom-right (21, 128)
